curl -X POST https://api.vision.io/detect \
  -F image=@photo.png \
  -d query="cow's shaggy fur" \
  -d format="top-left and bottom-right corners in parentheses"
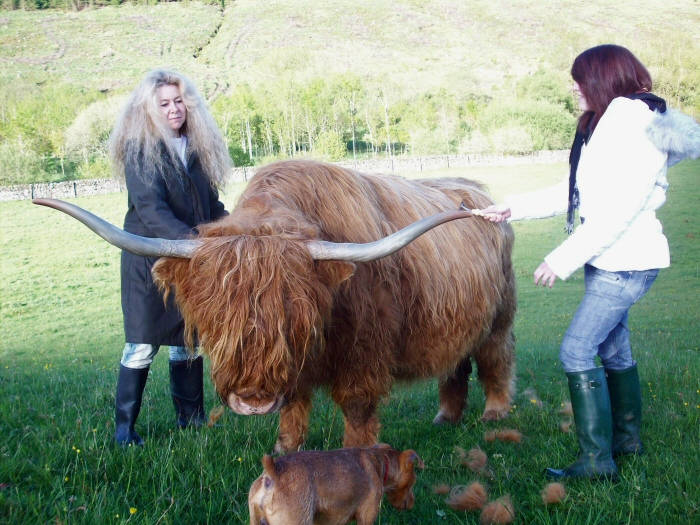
top-left (154, 160), bottom-right (516, 452)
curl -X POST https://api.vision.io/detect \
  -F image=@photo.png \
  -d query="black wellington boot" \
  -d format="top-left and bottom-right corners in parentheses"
top-left (546, 367), bottom-right (618, 481)
top-left (169, 356), bottom-right (207, 428)
top-left (607, 365), bottom-right (643, 457)
top-left (114, 365), bottom-right (149, 446)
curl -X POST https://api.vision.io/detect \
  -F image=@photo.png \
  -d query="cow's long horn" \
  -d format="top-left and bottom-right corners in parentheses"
top-left (32, 198), bottom-right (201, 258)
top-left (306, 206), bottom-right (473, 262)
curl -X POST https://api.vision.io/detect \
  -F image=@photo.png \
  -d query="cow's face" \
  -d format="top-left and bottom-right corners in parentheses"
top-left (153, 235), bottom-right (355, 415)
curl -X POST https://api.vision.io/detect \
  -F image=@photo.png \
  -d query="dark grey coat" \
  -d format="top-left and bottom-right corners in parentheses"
top-left (121, 145), bottom-right (227, 346)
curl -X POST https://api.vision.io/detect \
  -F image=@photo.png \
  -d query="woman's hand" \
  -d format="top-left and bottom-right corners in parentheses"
top-left (534, 261), bottom-right (557, 288)
top-left (473, 204), bottom-right (511, 223)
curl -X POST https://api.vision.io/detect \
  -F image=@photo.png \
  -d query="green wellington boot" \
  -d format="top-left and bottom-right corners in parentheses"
top-left (546, 367), bottom-right (618, 480)
top-left (606, 365), bottom-right (643, 457)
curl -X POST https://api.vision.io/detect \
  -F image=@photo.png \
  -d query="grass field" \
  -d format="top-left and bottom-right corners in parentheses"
top-left (1, 161), bottom-right (698, 523)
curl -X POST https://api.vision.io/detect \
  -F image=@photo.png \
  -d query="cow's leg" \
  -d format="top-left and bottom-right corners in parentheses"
top-left (274, 392), bottom-right (312, 454)
top-left (337, 397), bottom-right (381, 447)
top-left (473, 323), bottom-right (515, 421)
top-left (433, 357), bottom-right (473, 424)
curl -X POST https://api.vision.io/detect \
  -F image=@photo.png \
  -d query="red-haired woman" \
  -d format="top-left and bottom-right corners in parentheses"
top-left (478, 44), bottom-right (700, 480)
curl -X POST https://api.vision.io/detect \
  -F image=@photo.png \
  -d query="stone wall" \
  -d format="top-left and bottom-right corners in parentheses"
top-left (0, 150), bottom-right (567, 202)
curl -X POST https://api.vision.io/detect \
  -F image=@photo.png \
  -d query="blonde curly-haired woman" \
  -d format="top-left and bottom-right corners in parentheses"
top-left (109, 69), bottom-right (230, 446)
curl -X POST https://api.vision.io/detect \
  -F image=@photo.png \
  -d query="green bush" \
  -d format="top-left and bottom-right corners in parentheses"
top-left (64, 95), bottom-right (126, 165)
top-left (480, 99), bottom-right (575, 151)
top-left (488, 125), bottom-right (534, 155)
top-left (458, 129), bottom-right (490, 155)
top-left (0, 137), bottom-right (44, 186)
top-left (516, 68), bottom-right (575, 113)
top-left (74, 156), bottom-right (111, 180)
top-left (0, 83), bottom-right (102, 184)
top-left (313, 130), bottom-right (347, 161)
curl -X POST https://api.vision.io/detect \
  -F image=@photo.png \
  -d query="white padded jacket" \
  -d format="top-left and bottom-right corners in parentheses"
top-left (505, 97), bottom-right (700, 280)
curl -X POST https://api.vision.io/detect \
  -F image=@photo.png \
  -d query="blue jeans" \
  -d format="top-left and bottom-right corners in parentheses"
top-left (559, 265), bottom-right (659, 373)
top-left (120, 343), bottom-right (195, 369)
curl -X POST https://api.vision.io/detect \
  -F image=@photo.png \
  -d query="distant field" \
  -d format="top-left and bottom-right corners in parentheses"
top-left (1, 0), bottom-right (699, 184)
top-left (1, 161), bottom-right (698, 524)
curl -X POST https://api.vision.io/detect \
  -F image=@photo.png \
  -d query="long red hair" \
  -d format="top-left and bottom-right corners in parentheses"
top-left (572, 44), bottom-right (652, 132)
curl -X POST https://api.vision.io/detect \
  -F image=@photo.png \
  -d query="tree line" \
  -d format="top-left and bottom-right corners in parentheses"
top-left (212, 71), bottom-right (576, 167)
top-left (0, 70), bottom-right (581, 185)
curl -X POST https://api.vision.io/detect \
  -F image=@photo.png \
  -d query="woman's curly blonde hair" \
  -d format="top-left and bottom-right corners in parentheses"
top-left (109, 69), bottom-right (231, 188)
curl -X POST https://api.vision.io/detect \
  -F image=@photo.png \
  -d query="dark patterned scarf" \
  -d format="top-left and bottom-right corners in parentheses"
top-left (565, 92), bottom-right (667, 234)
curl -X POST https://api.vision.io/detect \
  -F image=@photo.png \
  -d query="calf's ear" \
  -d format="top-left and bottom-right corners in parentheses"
top-left (315, 260), bottom-right (356, 287)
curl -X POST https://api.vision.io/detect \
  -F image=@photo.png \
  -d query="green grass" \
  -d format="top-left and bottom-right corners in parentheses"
top-left (1, 161), bottom-right (698, 523)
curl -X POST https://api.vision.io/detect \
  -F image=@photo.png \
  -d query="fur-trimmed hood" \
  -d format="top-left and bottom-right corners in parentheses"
top-left (647, 108), bottom-right (700, 167)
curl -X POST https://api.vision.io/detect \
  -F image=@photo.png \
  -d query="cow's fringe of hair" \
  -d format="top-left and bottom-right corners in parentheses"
top-left (155, 235), bottom-right (331, 398)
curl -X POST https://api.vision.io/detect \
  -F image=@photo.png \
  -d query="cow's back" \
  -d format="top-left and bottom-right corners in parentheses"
top-left (237, 161), bottom-right (515, 381)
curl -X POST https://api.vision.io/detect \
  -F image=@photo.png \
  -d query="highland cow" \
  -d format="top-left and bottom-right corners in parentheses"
top-left (35, 160), bottom-right (516, 453)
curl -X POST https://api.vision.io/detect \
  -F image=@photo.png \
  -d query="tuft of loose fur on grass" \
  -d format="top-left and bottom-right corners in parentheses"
top-left (455, 446), bottom-right (488, 472)
top-left (495, 429), bottom-right (522, 443)
top-left (541, 483), bottom-right (567, 505)
top-left (445, 482), bottom-right (488, 511)
top-left (559, 420), bottom-right (572, 433)
top-left (207, 405), bottom-right (226, 427)
top-left (559, 402), bottom-right (573, 416)
top-left (480, 494), bottom-right (515, 524)
top-left (522, 387), bottom-right (543, 408)
top-left (433, 483), bottom-right (451, 495)
top-left (465, 448), bottom-right (488, 472)
top-left (484, 430), bottom-right (497, 442)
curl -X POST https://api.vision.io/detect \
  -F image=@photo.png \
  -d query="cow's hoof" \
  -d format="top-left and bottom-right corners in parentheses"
top-left (481, 408), bottom-right (509, 421)
top-left (432, 410), bottom-right (459, 425)
top-left (273, 439), bottom-right (302, 456)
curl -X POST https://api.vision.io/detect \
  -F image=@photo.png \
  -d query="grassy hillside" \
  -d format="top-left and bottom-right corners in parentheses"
top-left (202, 0), bottom-right (699, 101)
top-left (1, 0), bottom-right (698, 184)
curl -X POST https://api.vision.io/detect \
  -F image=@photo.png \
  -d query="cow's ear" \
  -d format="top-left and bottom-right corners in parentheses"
top-left (315, 260), bottom-right (356, 287)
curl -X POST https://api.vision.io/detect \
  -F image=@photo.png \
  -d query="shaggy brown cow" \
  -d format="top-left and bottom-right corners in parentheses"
top-left (35, 160), bottom-right (515, 453)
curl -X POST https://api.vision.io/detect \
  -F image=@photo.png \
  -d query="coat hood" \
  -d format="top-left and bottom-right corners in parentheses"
top-left (647, 109), bottom-right (700, 167)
